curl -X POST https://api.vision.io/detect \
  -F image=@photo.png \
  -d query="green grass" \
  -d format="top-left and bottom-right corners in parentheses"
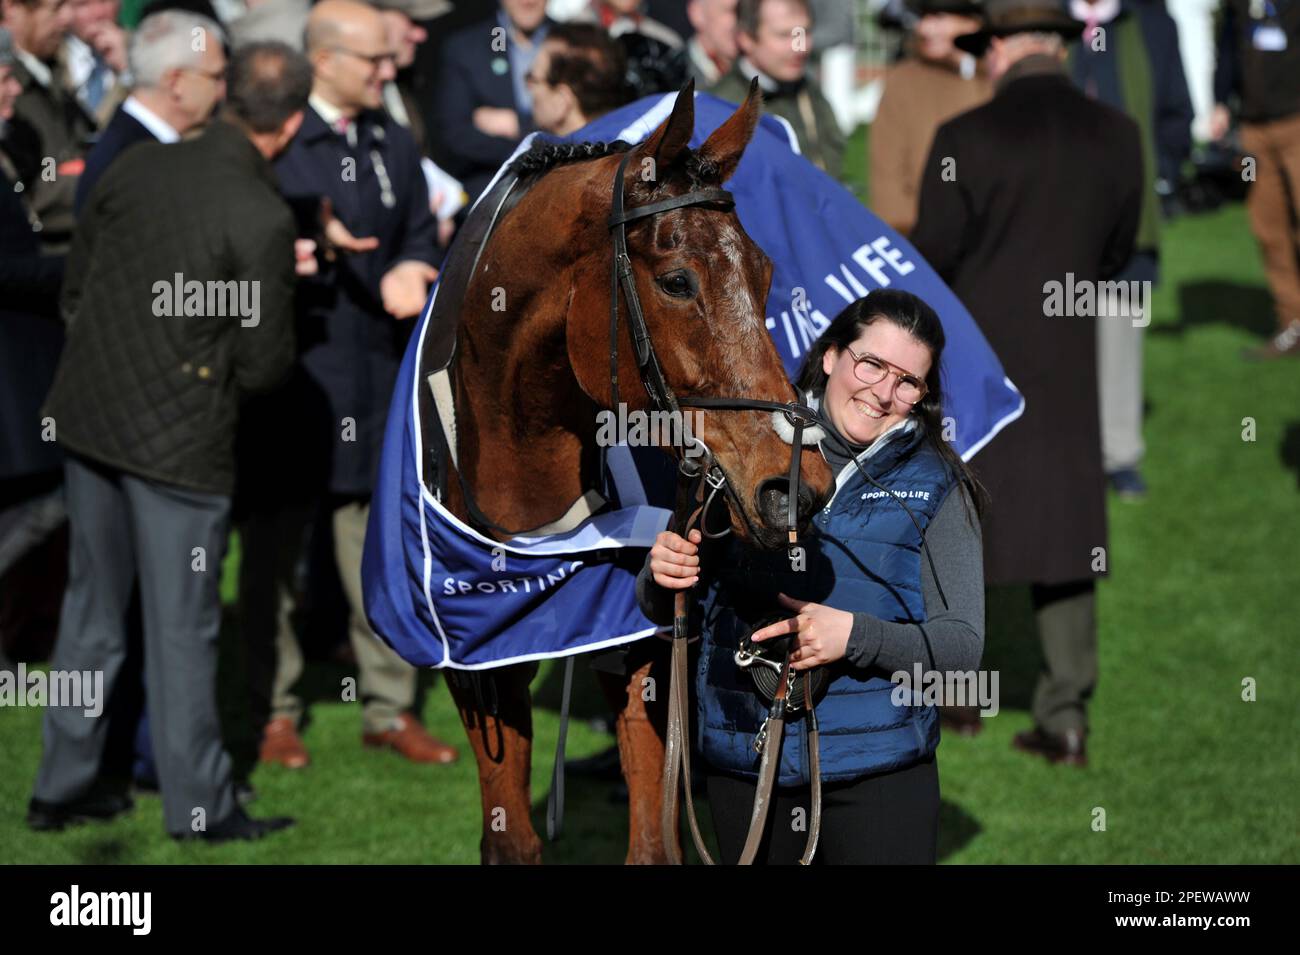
top-left (2, 128), bottom-right (1297, 864)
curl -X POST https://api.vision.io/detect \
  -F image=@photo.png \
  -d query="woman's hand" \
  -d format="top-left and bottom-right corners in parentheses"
top-left (751, 593), bottom-right (853, 671)
top-left (649, 529), bottom-right (702, 590)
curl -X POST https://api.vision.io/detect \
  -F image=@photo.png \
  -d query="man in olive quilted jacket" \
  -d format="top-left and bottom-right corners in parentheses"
top-left (29, 41), bottom-right (310, 843)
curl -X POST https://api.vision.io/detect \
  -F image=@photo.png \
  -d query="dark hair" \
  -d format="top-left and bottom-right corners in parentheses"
top-left (542, 23), bottom-right (631, 120)
top-left (795, 288), bottom-right (986, 518)
top-left (224, 41), bottom-right (312, 134)
top-left (737, 0), bottom-right (814, 38)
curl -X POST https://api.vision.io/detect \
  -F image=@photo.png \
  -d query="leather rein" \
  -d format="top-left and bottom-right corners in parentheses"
top-left (605, 150), bottom-right (826, 865)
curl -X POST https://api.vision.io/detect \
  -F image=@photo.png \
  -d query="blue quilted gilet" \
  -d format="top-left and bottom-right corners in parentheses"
top-left (695, 419), bottom-right (956, 787)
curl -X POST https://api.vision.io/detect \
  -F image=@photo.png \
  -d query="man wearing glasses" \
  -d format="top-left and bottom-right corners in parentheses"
top-left (242, 0), bottom-right (455, 771)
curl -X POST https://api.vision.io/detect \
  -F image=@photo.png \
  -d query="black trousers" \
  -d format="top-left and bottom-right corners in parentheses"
top-left (704, 754), bottom-right (940, 864)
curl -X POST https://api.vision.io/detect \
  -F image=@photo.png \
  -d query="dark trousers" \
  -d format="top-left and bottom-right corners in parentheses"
top-left (704, 753), bottom-right (940, 864)
top-left (1029, 579), bottom-right (1097, 736)
top-left (32, 454), bottom-right (237, 836)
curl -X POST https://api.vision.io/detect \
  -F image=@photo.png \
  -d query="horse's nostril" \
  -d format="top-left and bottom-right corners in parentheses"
top-left (757, 477), bottom-right (824, 530)
top-left (757, 477), bottom-right (793, 528)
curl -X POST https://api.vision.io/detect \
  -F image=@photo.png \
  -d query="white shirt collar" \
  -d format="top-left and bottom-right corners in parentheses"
top-left (64, 35), bottom-right (95, 86)
top-left (736, 56), bottom-right (779, 94)
top-left (122, 96), bottom-right (181, 143)
top-left (1070, 0), bottom-right (1121, 25)
top-left (309, 92), bottom-right (347, 127)
top-left (15, 47), bottom-right (52, 88)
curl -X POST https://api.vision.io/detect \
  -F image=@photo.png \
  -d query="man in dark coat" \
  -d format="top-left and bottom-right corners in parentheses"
top-left (432, 0), bottom-right (553, 203)
top-left (911, 0), bottom-right (1143, 767)
top-left (0, 24), bottom-right (65, 662)
top-left (243, 0), bottom-right (455, 770)
top-left (28, 41), bottom-right (310, 842)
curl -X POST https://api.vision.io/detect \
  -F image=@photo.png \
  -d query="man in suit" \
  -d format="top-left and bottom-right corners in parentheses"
top-left (242, 0), bottom-right (455, 770)
top-left (75, 8), bottom-right (226, 212)
top-left (1, 0), bottom-right (95, 253)
top-left (433, 0), bottom-right (553, 203)
top-left (28, 40), bottom-right (310, 842)
top-left (911, 0), bottom-right (1143, 767)
top-left (0, 24), bottom-right (65, 662)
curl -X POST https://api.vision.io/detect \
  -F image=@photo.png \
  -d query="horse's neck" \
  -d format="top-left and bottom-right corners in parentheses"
top-left (447, 302), bottom-right (598, 538)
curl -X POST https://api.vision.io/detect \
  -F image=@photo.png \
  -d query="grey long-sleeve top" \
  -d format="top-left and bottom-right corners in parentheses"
top-left (635, 440), bottom-right (986, 676)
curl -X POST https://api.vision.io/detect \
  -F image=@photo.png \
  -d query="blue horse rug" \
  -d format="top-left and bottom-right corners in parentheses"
top-left (361, 91), bottom-right (1024, 670)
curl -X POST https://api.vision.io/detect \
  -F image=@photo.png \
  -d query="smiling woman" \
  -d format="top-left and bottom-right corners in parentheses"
top-left (639, 288), bottom-right (989, 865)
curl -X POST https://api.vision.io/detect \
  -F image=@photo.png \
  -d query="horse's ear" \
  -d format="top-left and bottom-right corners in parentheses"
top-left (632, 79), bottom-right (696, 174)
top-left (695, 77), bottom-right (763, 184)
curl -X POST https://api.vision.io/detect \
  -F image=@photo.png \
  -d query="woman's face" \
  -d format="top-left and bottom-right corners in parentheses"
top-left (820, 320), bottom-right (933, 446)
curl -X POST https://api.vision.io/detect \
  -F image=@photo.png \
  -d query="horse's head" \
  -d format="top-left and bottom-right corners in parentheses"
top-left (566, 82), bottom-right (833, 549)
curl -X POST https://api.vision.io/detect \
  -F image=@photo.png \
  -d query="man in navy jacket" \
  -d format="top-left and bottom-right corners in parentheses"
top-left (241, 0), bottom-right (456, 769)
top-left (433, 0), bottom-right (554, 203)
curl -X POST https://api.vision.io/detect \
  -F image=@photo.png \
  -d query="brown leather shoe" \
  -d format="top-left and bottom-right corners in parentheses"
top-left (259, 717), bottom-right (309, 769)
top-left (940, 705), bottom-right (985, 737)
top-left (362, 713), bottom-right (459, 764)
top-left (1012, 726), bottom-right (1087, 767)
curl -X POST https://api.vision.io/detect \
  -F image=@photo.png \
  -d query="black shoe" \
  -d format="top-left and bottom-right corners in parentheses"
top-left (27, 791), bottom-right (134, 832)
top-left (174, 806), bottom-right (294, 844)
top-left (234, 781), bottom-right (257, 806)
top-left (1107, 468), bottom-right (1148, 500)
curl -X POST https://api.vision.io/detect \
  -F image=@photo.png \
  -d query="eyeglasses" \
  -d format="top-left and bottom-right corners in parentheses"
top-left (327, 46), bottom-right (398, 70)
top-left (845, 347), bottom-right (928, 405)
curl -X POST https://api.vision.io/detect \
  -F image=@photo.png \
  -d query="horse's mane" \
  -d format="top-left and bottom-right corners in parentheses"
top-left (505, 135), bottom-right (724, 209)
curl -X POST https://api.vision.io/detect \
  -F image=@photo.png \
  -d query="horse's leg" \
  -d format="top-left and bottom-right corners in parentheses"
top-left (445, 662), bottom-right (543, 865)
top-left (596, 640), bottom-right (678, 865)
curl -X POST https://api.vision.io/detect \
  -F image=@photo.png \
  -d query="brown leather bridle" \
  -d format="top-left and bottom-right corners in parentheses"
top-left (606, 149), bottom-right (827, 865)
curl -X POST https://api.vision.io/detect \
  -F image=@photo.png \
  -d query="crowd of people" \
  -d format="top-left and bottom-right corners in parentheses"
top-left (0, 0), bottom-right (1296, 854)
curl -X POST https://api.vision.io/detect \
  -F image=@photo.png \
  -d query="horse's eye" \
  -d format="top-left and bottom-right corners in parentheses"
top-left (657, 270), bottom-right (697, 299)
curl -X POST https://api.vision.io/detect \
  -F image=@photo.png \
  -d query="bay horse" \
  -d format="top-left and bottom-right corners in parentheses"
top-left (433, 83), bottom-right (833, 864)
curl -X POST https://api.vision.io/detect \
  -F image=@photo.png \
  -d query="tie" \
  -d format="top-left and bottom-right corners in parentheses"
top-left (333, 117), bottom-right (357, 148)
top-left (85, 58), bottom-right (109, 112)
